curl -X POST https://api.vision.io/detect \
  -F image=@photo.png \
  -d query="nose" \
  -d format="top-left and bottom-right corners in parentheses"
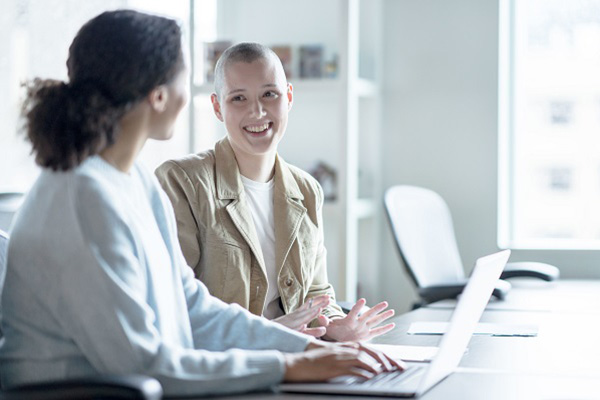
top-left (249, 99), bottom-right (266, 119)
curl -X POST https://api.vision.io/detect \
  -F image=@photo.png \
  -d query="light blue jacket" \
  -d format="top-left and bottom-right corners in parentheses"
top-left (0, 156), bottom-right (310, 397)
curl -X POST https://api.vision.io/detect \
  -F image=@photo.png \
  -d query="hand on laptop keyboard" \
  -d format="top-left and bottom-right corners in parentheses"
top-left (282, 341), bottom-right (407, 383)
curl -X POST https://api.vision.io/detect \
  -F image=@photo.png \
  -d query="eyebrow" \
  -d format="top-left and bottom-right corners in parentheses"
top-left (226, 83), bottom-right (279, 96)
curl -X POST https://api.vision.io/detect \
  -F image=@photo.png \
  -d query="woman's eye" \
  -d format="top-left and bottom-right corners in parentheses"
top-left (231, 95), bottom-right (245, 102)
top-left (264, 91), bottom-right (279, 98)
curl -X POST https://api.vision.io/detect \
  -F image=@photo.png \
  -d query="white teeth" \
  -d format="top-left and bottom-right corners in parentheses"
top-left (245, 123), bottom-right (269, 133)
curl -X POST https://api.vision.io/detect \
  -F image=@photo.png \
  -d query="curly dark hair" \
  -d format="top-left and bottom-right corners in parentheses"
top-left (22, 10), bottom-right (183, 171)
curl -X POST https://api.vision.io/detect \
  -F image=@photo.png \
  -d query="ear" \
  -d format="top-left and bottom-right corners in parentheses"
top-left (148, 85), bottom-right (169, 113)
top-left (287, 82), bottom-right (293, 111)
top-left (211, 93), bottom-right (224, 122)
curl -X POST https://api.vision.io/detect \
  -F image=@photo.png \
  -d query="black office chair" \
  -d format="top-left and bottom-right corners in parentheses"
top-left (384, 186), bottom-right (560, 307)
top-left (0, 230), bottom-right (162, 400)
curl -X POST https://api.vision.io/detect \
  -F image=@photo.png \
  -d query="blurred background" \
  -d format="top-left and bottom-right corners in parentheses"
top-left (2, 0), bottom-right (600, 313)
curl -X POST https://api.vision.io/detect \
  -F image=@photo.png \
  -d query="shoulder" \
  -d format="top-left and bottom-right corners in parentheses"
top-left (154, 149), bottom-right (218, 206)
top-left (155, 149), bottom-right (216, 184)
top-left (73, 162), bottom-right (135, 228)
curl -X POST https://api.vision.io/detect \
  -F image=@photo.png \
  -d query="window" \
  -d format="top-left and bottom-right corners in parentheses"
top-left (0, 0), bottom-right (190, 193)
top-left (499, 0), bottom-right (600, 249)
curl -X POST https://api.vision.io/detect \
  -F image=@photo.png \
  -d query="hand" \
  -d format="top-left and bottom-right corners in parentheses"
top-left (353, 342), bottom-right (407, 372)
top-left (322, 298), bottom-right (396, 342)
top-left (283, 343), bottom-right (383, 382)
top-left (273, 295), bottom-right (330, 337)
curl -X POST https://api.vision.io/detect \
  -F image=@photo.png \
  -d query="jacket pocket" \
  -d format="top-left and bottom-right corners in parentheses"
top-left (221, 243), bottom-right (251, 306)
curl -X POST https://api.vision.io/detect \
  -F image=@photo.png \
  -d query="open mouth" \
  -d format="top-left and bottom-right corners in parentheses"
top-left (243, 122), bottom-right (272, 136)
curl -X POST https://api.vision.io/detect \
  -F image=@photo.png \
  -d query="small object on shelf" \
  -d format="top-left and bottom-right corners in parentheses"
top-left (203, 41), bottom-right (232, 82)
top-left (271, 45), bottom-right (293, 78)
top-left (309, 161), bottom-right (337, 201)
top-left (324, 54), bottom-right (339, 79)
top-left (299, 45), bottom-right (323, 79)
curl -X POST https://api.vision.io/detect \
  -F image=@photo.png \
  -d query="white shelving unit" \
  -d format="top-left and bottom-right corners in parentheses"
top-left (188, 0), bottom-right (383, 303)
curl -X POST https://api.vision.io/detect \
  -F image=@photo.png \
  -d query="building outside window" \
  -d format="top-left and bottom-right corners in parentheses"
top-left (499, 0), bottom-right (600, 249)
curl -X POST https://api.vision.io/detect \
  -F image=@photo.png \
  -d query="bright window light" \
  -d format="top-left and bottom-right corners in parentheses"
top-left (0, 0), bottom-right (190, 192)
top-left (499, 0), bottom-right (600, 249)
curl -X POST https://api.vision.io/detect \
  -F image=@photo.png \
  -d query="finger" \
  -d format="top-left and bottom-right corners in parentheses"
top-left (337, 368), bottom-right (374, 381)
top-left (366, 322), bottom-right (396, 340)
top-left (347, 298), bottom-right (366, 319)
top-left (317, 314), bottom-right (330, 327)
top-left (339, 342), bottom-right (360, 350)
top-left (358, 301), bottom-right (390, 320)
top-left (346, 355), bottom-right (379, 375)
top-left (369, 344), bottom-right (407, 371)
top-left (365, 309), bottom-right (395, 327)
top-left (388, 354), bottom-right (407, 371)
top-left (302, 326), bottom-right (327, 337)
top-left (281, 307), bottom-right (324, 330)
top-left (291, 305), bottom-right (324, 323)
top-left (357, 344), bottom-right (393, 372)
top-left (303, 295), bottom-right (330, 310)
top-left (332, 367), bottom-right (373, 380)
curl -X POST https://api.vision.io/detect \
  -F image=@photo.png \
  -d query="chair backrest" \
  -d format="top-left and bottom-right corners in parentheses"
top-left (0, 230), bottom-right (6, 270)
top-left (0, 230), bottom-right (7, 338)
top-left (384, 185), bottom-right (465, 288)
top-left (0, 193), bottom-right (25, 233)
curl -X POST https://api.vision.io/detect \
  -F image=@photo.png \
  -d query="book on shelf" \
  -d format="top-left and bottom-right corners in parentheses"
top-left (299, 45), bottom-right (323, 79)
top-left (203, 41), bottom-right (232, 82)
top-left (270, 45), bottom-right (293, 79)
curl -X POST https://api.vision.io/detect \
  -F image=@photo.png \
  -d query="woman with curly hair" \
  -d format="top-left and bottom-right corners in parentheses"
top-left (0, 9), bottom-right (401, 397)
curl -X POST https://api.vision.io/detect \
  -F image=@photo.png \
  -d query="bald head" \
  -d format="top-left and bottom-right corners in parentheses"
top-left (214, 42), bottom-right (286, 100)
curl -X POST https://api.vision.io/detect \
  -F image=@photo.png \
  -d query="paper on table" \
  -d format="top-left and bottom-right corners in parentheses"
top-left (407, 321), bottom-right (538, 337)
top-left (369, 343), bottom-right (439, 362)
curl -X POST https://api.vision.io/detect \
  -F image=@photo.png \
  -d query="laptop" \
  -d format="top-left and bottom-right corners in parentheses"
top-left (280, 249), bottom-right (511, 398)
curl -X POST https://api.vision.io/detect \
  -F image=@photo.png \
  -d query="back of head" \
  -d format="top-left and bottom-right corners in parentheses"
top-left (214, 42), bottom-right (285, 100)
top-left (23, 10), bottom-right (183, 171)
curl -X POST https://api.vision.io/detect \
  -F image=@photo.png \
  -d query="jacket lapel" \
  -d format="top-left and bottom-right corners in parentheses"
top-left (215, 138), bottom-right (267, 273)
top-left (273, 155), bottom-right (306, 277)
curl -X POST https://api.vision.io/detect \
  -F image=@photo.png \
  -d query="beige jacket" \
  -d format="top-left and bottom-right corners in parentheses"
top-left (155, 138), bottom-right (344, 320)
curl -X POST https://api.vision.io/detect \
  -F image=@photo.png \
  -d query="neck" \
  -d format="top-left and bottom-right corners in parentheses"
top-left (100, 108), bottom-right (148, 173)
top-left (233, 147), bottom-right (276, 183)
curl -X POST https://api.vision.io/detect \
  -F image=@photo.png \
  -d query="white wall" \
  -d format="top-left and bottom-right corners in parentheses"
top-left (378, 0), bottom-right (600, 313)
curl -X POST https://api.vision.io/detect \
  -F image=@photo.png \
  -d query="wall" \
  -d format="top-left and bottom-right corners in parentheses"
top-left (379, 0), bottom-right (600, 313)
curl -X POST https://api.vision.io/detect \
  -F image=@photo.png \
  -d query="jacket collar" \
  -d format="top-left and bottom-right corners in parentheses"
top-left (215, 137), bottom-right (304, 202)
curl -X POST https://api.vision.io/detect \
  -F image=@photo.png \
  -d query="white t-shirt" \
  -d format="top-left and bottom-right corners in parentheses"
top-left (240, 175), bottom-right (283, 320)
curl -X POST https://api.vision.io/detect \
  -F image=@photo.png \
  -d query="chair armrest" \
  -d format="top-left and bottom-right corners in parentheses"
top-left (419, 279), bottom-right (512, 304)
top-left (418, 283), bottom-right (468, 304)
top-left (501, 262), bottom-right (560, 281)
top-left (3, 375), bottom-right (162, 400)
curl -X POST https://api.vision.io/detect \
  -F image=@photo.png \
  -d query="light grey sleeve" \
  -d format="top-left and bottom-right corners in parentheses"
top-left (57, 177), bottom-right (296, 397)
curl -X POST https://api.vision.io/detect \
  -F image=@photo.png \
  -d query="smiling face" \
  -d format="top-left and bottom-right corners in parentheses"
top-left (211, 56), bottom-right (293, 158)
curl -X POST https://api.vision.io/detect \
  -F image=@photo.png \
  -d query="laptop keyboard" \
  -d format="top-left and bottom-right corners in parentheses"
top-left (329, 366), bottom-right (422, 388)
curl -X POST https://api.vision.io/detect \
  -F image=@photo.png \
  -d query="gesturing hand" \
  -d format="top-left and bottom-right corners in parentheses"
top-left (273, 294), bottom-right (330, 337)
top-left (322, 298), bottom-right (395, 342)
